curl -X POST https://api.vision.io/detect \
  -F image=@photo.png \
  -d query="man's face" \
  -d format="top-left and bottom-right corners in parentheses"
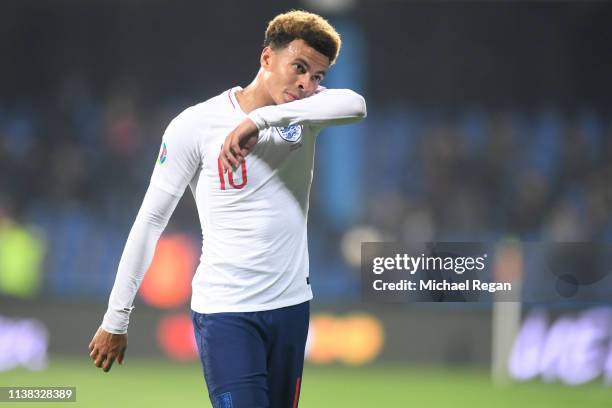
top-left (261, 39), bottom-right (330, 104)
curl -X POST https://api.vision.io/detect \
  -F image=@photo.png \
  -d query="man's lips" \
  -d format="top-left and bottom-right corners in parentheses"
top-left (285, 92), bottom-right (301, 101)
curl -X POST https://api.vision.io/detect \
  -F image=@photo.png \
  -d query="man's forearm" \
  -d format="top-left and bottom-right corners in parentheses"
top-left (247, 88), bottom-right (367, 130)
top-left (101, 185), bottom-right (180, 334)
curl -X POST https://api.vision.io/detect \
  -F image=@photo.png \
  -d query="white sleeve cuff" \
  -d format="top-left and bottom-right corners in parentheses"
top-left (101, 308), bottom-right (131, 334)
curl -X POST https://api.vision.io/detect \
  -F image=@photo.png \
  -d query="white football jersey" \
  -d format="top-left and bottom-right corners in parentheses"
top-left (103, 86), bottom-right (366, 329)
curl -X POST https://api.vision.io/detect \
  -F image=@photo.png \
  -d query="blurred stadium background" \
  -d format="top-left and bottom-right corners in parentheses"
top-left (1, 1), bottom-right (612, 406)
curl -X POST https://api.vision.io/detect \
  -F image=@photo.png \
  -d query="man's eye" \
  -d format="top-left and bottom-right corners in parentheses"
top-left (314, 75), bottom-right (323, 82)
top-left (293, 63), bottom-right (305, 73)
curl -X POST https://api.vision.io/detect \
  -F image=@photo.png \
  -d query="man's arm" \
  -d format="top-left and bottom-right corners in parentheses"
top-left (102, 185), bottom-right (181, 334)
top-left (219, 88), bottom-right (366, 172)
top-left (89, 185), bottom-right (180, 372)
top-left (248, 88), bottom-right (367, 130)
top-left (90, 109), bottom-right (200, 372)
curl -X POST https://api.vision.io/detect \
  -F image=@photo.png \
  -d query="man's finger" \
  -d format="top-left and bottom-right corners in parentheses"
top-left (231, 141), bottom-right (243, 159)
top-left (224, 152), bottom-right (241, 172)
top-left (218, 153), bottom-right (231, 174)
top-left (245, 134), bottom-right (258, 150)
top-left (244, 136), bottom-right (257, 153)
top-left (94, 353), bottom-right (106, 368)
top-left (89, 348), bottom-right (98, 360)
top-left (217, 150), bottom-right (227, 173)
top-left (225, 148), bottom-right (240, 167)
top-left (118, 347), bottom-right (126, 365)
top-left (102, 355), bottom-right (116, 372)
top-left (230, 153), bottom-right (243, 167)
top-left (226, 138), bottom-right (242, 164)
top-left (221, 149), bottom-right (232, 169)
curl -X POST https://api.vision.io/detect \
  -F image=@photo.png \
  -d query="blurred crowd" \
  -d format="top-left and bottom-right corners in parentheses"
top-left (1, 77), bottom-right (611, 301)
top-left (362, 108), bottom-right (612, 243)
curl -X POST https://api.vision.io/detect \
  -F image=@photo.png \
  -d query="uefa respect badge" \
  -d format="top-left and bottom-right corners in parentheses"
top-left (277, 124), bottom-right (302, 143)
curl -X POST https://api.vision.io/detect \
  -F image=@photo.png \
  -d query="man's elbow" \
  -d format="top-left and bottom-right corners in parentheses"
top-left (347, 90), bottom-right (367, 119)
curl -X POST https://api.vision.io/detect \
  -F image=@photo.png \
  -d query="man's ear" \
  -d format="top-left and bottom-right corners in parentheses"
top-left (260, 47), bottom-right (274, 70)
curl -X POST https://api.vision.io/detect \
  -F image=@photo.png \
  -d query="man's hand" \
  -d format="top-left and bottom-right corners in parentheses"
top-left (218, 118), bottom-right (259, 173)
top-left (88, 326), bottom-right (128, 373)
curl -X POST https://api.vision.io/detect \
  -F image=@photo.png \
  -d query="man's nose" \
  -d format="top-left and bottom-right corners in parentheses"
top-left (297, 75), bottom-right (316, 94)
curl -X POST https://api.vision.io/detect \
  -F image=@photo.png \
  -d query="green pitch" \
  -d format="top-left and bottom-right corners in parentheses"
top-left (1, 359), bottom-right (610, 407)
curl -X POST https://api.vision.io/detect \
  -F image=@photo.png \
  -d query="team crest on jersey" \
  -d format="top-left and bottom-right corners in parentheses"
top-left (277, 124), bottom-right (302, 143)
top-left (158, 142), bottom-right (167, 164)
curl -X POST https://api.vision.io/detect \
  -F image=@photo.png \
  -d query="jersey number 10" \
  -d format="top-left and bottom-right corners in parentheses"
top-left (217, 157), bottom-right (247, 190)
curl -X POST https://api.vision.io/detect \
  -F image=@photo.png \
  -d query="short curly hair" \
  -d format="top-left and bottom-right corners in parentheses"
top-left (264, 10), bottom-right (342, 65)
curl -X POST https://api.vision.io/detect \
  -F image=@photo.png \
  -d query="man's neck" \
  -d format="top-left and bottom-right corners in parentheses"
top-left (235, 71), bottom-right (276, 114)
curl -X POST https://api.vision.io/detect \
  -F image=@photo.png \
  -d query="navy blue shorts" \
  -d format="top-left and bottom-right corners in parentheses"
top-left (192, 301), bottom-right (310, 408)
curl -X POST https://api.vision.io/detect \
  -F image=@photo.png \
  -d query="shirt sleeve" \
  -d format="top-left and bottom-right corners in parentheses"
top-left (150, 110), bottom-right (202, 197)
top-left (247, 88), bottom-right (367, 131)
top-left (101, 184), bottom-right (181, 334)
